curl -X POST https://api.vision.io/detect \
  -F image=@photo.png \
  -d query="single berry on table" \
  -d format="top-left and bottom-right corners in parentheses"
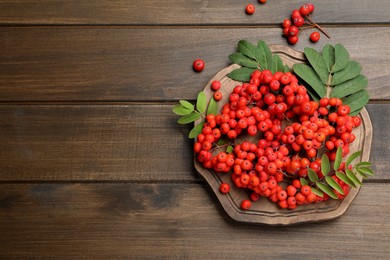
top-left (193, 59), bottom-right (205, 72)
top-left (310, 31), bottom-right (321, 43)
top-left (245, 4), bottom-right (255, 15)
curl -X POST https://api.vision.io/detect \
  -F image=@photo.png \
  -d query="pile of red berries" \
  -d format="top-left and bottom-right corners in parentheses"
top-left (282, 3), bottom-right (329, 45)
top-left (194, 69), bottom-right (361, 210)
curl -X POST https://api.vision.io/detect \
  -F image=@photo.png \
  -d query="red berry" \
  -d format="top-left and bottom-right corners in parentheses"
top-left (293, 16), bottom-right (305, 27)
top-left (282, 19), bottom-right (291, 28)
top-left (193, 59), bottom-right (205, 72)
top-left (241, 199), bottom-right (252, 210)
top-left (211, 80), bottom-right (221, 91)
top-left (291, 9), bottom-right (302, 19)
top-left (288, 26), bottom-right (299, 36)
top-left (307, 3), bottom-right (315, 13)
top-left (299, 4), bottom-right (311, 16)
top-left (310, 31), bottom-right (321, 43)
top-left (219, 183), bottom-right (230, 194)
top-left (245, 4), bottom-right (255, 15)
top-left (288, 36), bottom-right (299, 45)
top-left (214, 91), bottom-right (223, 101)
top-left (258, 0), bottom-right (267, 3)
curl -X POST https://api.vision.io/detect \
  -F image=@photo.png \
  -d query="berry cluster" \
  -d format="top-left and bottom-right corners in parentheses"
top-left (194, 69), bottom-right (361, 210)
top-left (282, 3), bottom-right (329, 45)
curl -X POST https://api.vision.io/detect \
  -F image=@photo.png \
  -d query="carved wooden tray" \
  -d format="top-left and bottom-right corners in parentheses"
top-left (194, 45), bottom-right (373, 225)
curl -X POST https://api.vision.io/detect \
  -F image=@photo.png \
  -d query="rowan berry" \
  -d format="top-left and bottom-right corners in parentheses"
top-left (301, 185), bottom-right (312, 196)
top-left (211, 80), bottom-right (221, 91)
top-left (288, 26), bottom-right (299, 37)
top-left (213, 91), bottom-right (222, 101)
top-left (310, 31), bottom-right (320, 43)
top-left (258, 0), bottom-right (267, 3)
top-left (282, 19), bottom-right (291, 28)
top-left (193, 59), bottom-right (205, 72)
top-left (293, 16), bottom-right (305, 27)
top-left (241, 199), bottom-right (252, 210)
top-left (299, 4), bottom-right (311, 16)
top-left (245, 4), bottom-right (255, 15)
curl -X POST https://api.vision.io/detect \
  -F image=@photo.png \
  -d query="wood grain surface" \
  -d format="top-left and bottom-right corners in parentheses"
top-left (0, 0), bottom-right (389, 258)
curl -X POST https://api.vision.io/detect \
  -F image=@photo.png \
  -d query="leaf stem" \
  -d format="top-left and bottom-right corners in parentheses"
top-left (306, 15), bottom-right (331, 39)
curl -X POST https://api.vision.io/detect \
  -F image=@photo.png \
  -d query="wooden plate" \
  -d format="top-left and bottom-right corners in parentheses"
top-left (194, 45), bottom-right (373, 225)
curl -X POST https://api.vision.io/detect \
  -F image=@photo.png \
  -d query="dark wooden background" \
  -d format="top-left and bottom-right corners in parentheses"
top-left (0, 0), bottom-right (389, 258)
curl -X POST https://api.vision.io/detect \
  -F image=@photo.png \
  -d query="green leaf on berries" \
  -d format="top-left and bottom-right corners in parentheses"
top-left (172, 104), bottom-right (194, 115)
top-left (226, 145), bottom-right (234, 154)
top-left (293, 63), bottom-right (326, 98)
top-left (311, 187), bottom-right (324, 197)
top-left (179, 100), bottom-right (194, 111)
top-left (346, 169), bottom-right (362, 186)
top-left (316, 182), bottom-right (338, 199)
top-left (177, 111), bottom-right (201, 124)
top-left (357, 167), bottom-right (374, 176)
top-left (325, 176), bottom-right (344, 195)
top-left (304, 47), bottom-right (329, 84)
top-left (345, 150), bottom-right (362, 167)
top-left (229, 52), bottom-right (259, 69)
top-left (331, 61), bottom-right (362, 85)
top-left (196, 91), bottom-right (207, 114)
top-left (257, 40), bottom-right (273, 70)
top-left (322, 44), bottom-right (335, 73)
top-left (300, 178), bottom-right (309, 186)
top-left (342, 90), bottom-right (370, 114)
top-left (227, 67), bottom-right (255, 82)
top-left (332, 43), bottom-right (350, 73)
top-left (207, 97), bottom-right (218, 116)
top-left (333, 147), bottom-right (343, 171)
top-left (189, 122), bottom-right (204, 139)
top-left (321, 153), bottom-right (330, 176)
top-left (330, 75), bottom-right (368, 98)
top-left (271, 54), bottom-right (285, 74)
top-left (336, 171), bottom-right (356, 188)
top-left (308, 168), bottom-right (319, 182)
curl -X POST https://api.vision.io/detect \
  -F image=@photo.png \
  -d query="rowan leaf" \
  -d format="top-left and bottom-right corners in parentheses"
top-left (177, 112), bottom-right (201, 124)
top-left (189, 122), bottom-right (204, 139)
top-left (311, 187), bottom-right (324, 197)
top-left (346, 169), bottom-right (362, 186)
top-left (345, 150), bottom-right (362, 167)
top-left (357, 167), bottom-right (374, 176)
top-left (207, 97), bottom-right (218, 116)
top-left (332, 43), bottom-right (350, 73)
top-left (257, 40), bottom-right (273, 70)
top-left (229, 52), bottom-right (259, 69)
top-left (331, 61), bottom-right (362, 85)
top-left (336, 171), bottom-right (356, 188)
top-left (179, 100), bottom-right (194, 111)
top-left (325, 176), bottom-right (344, 195)
top-left (226, 145), bottom-right (234, 154)
top-left (333, 147), bottom-right (343, 171)
top-left (330, 75), bottom-right (368, 98)
top-left (300, 178), bottom-right (309, 186)
top-left (196, 92), bottom-right (207, 114)
top-left (356, 162), bottom-right (372, 168)
top-left (342, 90), bottom-right (370, 114)
top-left (293, 63), bottom-right (326, 98)
top-left (271, 54), bottom-right (285, 74)
top-left (308, 168), bottom-right (319, 182)
top-left (321, 153), bottom-right (330, 176)
top-left (172, 104), bottom-right (193, 115)
top-left (316, 182), bottom-right (338, 199)
top-left (322, 44), bottom-right (335, 73)
top-left (304, 47), bottom-right (329, 84)
top-left (237, 40), bottom-right (269, 70)
top-left (227, 67), bottom-right (256, 82)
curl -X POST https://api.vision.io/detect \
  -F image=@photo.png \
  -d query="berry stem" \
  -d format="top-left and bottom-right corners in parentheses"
top-left (306, 15), bottom-right (331, 39)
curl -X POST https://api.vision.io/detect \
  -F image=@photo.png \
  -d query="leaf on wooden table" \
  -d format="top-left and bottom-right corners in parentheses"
top-left (196, 92), bottom-right (207, 114)
top-left (356, 167), bottom-right (374, 176)
top-left (304, 47), bottom-right (329, 84)
top-left (229, 52), bottom-right (259, 69)
top-left (332, 43), bottom-right (350, 73)
top-left (257, 40), bottom-right (273, 70)
top-left (322, 44), bottom-right (335, 72)
top-left (330, 75), bottom-right (368, 98)
top-left (179, 100), bottom-right (194, 111)
top-left (189, 122), bottom-right (204, 139)
top-left (331, 61), bottom-right (362, 85)
top-left (293, 63), bottom-right (326, 98)
top-left (227, 67), bottom-right (256, 82)
top-left (178, 112), bottom-right (201, 124)
top-left (346, 169), bottom-right (363, 186)
top-left (345, 150), bottom-right (362, 167)
top-left (172, 104), bottom-right (193, 115)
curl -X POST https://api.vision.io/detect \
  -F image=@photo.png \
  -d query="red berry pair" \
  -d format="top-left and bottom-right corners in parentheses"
top-left (245, 0), bottom-right (267, 15)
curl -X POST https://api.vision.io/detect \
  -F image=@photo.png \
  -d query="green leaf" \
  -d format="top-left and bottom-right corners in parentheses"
top-left (311, 187), bottom-right (324, 197)
top-left (331, 61), bottom-right (362, 85)
top-left (322, 44), bottom-right (335, 73)
top-left (332, 43), bottom-right (350, 73)
top-left (293, 63), bottom-right (326, 98)
top-left (308, 168), bottom-right (319, 182)
top-left (336, 171), bottom-right (356, 188)
top-left (321, 153), bottom-right (330, 176)
top-left (179, 100), bottom-right (194, 111)
top-left (177, 112), bottom-right (201, 124)
top-left (342, 90), bottom-right (370, 114)
top-left (325, 176), bottom-right (344, 195)
top-left (207, 97), bottom-right (218, 116)
top-left (196, 92), bottom-right (207, 114)
top-left (257, 40), bottom-right (273, 70)
top-left (316, 182), bottom-right (338, 199)
top-left (284, 64), bottom-right (291, 73)
top-left (333, 147), bottom-right (343, 171)
top-left (356, 162), bottom-right (372, 168)
top-left (226, 145), bottom-right (234, 154)
top-left (172, 104), bottom-right (193, 115)
top-left (300, 178), bottom-right (309, 186)
top-left (189, 122), bottom-right (204, 139)
top-left (237, 40), bottom-right (267, 70)
top-left (229, 52), bottom-right (259, 69)
top-left (216, 139), bottom-right (227, 146)
top-left (227, 67), bottom-right (256, 82)
top-left (304, 47), bottom-right (329, 84)
top-left (330, 75), bottom-right (368, 98)
top-left (271, 54), bottom-right (285, 74)
top-left (346, 169), bottom-right (362, 186)
top-left (356, 169), bottom-right (368, 178)
top-left (345, 150), bottom-right (362, 167)
top-left (357, 167), bottom-right (374, 176)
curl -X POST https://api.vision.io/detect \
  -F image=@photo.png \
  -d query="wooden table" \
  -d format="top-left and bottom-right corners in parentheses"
top-left (0, 1), bottom-right (389, 258)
